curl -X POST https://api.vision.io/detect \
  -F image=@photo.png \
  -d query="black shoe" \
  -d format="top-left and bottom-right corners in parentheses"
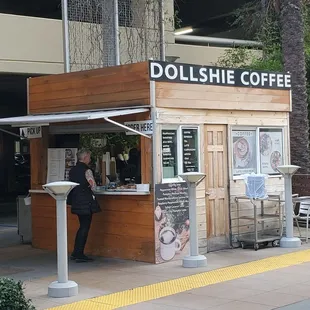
top-left (75, 255), bottom-right (94, 263)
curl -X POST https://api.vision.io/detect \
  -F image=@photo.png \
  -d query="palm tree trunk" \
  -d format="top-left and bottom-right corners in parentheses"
top-left (280, 0), bottom-right (310, 172)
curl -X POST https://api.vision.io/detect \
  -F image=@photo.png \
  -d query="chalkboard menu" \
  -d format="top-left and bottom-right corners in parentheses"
top-left (154, 182), bottom-right (190, 263)
top-left (162, 130), bottom-right (178, 178)
top-left (155, 182), bottom-right (189, 216)
top-left (182, 128), bottom-right (198, 173)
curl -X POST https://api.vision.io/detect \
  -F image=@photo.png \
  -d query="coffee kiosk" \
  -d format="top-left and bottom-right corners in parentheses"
top-left (0, 60), bottom-right (292, 262)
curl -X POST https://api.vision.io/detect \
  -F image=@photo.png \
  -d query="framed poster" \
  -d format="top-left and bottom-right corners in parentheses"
top-left (47, 148), bottom-right (77, 183)
top-left (232, 130), bottom-right (257, 175)
top-left (260, 129), bottom-right (283, 174)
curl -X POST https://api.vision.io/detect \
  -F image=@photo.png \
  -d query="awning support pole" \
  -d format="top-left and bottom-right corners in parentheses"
top-left (103, 118), bottom-right (151, 139)
top-left (0, 128), bottom-right (26, 139)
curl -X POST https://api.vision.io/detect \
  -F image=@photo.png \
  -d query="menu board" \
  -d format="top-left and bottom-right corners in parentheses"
top-left (232, 130), bottom-right (257, 175)
top-left (154, 182), bottom-right (190, 264)
top-left (260, 129), bottom-right (283, 174)
top-left (162, 130), bottom-right (178, 178)
top-left (182, 129), bottom-right (198, 173)
top-left (47, 148), bottom-right (77, 183)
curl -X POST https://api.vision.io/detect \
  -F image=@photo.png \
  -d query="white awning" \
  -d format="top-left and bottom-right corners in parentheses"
top-left (0, 107), bottom-right (152, 139)
top-left (0, 108), bottom-right (149, 126)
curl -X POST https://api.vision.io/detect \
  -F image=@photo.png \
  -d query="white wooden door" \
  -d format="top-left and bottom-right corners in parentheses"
top-left (204, 125), bottom-right (230, 251)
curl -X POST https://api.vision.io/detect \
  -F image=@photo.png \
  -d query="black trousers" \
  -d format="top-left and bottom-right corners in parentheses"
top-left (72, 214), bottom-right (93, 257)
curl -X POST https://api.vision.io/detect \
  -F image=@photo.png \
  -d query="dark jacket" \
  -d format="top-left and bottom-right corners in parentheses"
top-left (68, 161), bottom-right (101, 215)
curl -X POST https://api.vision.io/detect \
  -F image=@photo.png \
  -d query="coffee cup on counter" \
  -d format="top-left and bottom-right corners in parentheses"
top-left (95, 186), bottom-right (106, 192)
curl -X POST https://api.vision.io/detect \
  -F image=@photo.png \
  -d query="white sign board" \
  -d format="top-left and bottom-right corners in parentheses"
top-left (47, 148), bottom-right (78, 183)
top-left (20, 126), bottom-right (42, 139)
top-left (124, 120), bottom-right (153, 136)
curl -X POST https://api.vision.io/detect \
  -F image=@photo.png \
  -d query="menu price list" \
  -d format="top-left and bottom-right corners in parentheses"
top-left (155, 182), bottom-right (189, 214)
top-left (182, 129), bottom-right (198, 173)
top-left (162, 130), bottom-right (177, 168)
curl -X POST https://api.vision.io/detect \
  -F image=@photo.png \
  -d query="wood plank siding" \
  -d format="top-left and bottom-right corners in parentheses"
top-left (28, 62), bottom-right (150, 114)
top-left (155, 83), bottom-right (291, 112)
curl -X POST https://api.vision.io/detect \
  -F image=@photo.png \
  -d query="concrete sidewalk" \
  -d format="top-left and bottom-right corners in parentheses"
top-left (119, 260), bottom-right (310, 310)
top-left (1, 223), bottom-right (310, 310)
top-left (0, 243), bottom-right (309, 309)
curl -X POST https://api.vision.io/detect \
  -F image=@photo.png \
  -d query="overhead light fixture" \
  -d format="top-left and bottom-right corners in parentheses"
top-left (174, 27), bottom-right (193, 36)
top-left (165, 56), bottom-right (180, 62)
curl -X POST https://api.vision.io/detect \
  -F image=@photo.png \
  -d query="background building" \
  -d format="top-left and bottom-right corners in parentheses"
top-left (0, 0), bottom-right (260, 215)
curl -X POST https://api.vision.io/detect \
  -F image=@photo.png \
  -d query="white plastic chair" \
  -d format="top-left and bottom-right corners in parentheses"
top-left (292, 196), bottom-right (310, 243)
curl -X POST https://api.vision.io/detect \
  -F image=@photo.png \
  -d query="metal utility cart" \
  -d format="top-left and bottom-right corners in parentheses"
top-left (235, 195), bottom-right (282, 250)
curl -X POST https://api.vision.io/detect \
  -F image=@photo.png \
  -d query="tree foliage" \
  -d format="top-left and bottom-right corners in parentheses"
top-left (80, 133), bottom-right (139, 159)
top-left (217, 0), bottom-right (310, 73)
top-left (217, 0), bottom-right (310, 149)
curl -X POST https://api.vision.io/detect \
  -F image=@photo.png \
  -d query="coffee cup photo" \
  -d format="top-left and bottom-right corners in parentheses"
top-left (159, 226), bottom-right (181, 261)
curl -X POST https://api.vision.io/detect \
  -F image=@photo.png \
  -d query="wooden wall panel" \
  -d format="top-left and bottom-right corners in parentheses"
top-left (28, 62), bottom-right (150, 114)
top-left (156, 108), bottom-right (289, 251)
top-left (30, 127), bottom-right (48, 189)
top-left (155, 82), bottom-right (291, 112)
top-left (141, 136), bottom-right (152, 185)
top-left (31, 193), bottom-right (155, 263)
top-left (156, 108), bottom-right (289, 127)
top-left (30, 115), bottom-right (155, 262)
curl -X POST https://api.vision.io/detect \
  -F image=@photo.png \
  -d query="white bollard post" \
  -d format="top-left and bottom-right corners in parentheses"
top-left (188, 183), bottom-right (199, 256)
top-left (56, 197), bottom-right (69, 283)
top-left (179, 172), bottom-right (207, 268)
top-left (276, 165), bottom-right (301, 248)
top-left (280, 173), bottom-right (301, 248)
top-left (48, 195), bottom-right (78, 297)
top-left (42, 181), bottom-right (79, 298)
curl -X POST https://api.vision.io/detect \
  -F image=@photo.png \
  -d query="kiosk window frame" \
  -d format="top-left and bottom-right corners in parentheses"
top-left (231, 126), bottom-right (285, 179)
top-left (161, 125), bottom-right (200, 183)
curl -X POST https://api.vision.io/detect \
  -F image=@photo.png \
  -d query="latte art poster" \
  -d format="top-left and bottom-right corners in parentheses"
top-left (260, 129), bottom-right (283, 174)
top-left (232, 130), bottom-right (257, 175)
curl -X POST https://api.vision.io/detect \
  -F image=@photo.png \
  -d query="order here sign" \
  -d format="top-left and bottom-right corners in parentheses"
top-left (124, 120), bottom-right (153, 135)
top-left (20, 126), bottom-right (42, 139)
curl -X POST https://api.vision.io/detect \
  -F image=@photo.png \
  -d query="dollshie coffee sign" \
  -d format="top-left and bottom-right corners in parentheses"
top-left (149, 60), bottom-right (291, 90)
top-left (154, 183), bottom-right (190, 264)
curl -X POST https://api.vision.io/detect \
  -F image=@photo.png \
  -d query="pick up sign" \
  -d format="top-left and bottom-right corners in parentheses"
top-left (124, 120), bottom-right (153, 136)
top-left (20, 126), bottom-right (42, 139)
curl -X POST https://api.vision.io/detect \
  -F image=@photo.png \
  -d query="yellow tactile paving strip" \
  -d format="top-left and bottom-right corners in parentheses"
top-left (48, 249), bottom-right (310, 310)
